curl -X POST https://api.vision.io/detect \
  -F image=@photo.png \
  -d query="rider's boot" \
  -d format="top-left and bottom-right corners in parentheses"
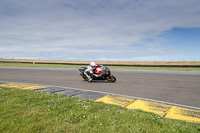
top-left (84, 71), bottom-right (92, 82)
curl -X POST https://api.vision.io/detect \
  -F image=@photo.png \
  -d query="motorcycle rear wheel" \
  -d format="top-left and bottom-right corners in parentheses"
top-left (106, 75), bottom-right (116, 82)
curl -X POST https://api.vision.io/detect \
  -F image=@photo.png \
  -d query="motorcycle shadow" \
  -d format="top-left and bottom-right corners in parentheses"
top-left (83, 80), bottom-right (115, 83)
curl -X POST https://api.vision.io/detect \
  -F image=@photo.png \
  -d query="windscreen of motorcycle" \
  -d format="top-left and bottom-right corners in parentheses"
top-left (94, 67), bottom-right (102, 74)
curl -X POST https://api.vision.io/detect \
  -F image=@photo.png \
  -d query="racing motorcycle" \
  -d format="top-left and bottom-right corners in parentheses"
top-left (78, 65), bottom-right (116, 82)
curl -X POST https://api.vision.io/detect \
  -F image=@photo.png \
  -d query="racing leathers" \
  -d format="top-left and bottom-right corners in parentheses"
top-left (84, 65), bottom-right (95, 82)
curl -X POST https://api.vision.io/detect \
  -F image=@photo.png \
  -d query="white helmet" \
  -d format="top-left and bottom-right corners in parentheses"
top-left (90, 62), bottom-right (97, 67)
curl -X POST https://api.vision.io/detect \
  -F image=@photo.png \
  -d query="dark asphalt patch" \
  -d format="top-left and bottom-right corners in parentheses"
top-left (56, 89), bottom-right (84, 96)
top-left (73, 91), bottom-right (107, 100)
top-left (35, 87), bottom-right (67, 93)
top-left (0, 81), bottom-right (7, 84)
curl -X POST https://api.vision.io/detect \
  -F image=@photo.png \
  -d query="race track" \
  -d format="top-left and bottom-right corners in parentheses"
top-left (1, 66), bottom-right (200, 108)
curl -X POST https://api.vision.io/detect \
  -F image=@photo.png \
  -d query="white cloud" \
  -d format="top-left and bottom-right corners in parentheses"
top-left (0, 0), bottom-right (200, 61)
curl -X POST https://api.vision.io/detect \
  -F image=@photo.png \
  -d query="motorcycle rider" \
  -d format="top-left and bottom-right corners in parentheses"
top-left (84, 62), bottom-right (97, 82)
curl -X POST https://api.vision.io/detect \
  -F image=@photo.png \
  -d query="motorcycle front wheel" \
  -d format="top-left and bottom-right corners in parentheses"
top-left (106, 75), bottom-right (116, 82)
top-left (82, 75), bottom-right (88, 81)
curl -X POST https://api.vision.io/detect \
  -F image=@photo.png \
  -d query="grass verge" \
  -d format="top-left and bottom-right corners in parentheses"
top-left (0, 87), bottom-right (199, 132)
top-left (0, 62), bottom-right (87, 68)
top-left (1, 62), bottom-right (200, 71)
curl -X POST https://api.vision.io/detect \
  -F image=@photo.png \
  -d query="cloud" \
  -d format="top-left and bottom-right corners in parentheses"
top-left (0, 0), bottom-right (200, 61)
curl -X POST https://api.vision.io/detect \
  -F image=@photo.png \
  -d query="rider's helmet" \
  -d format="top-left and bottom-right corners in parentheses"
top-left (90, 62), bottom-right (97, 68)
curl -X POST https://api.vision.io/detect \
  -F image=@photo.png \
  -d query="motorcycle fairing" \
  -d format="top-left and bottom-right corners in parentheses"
top-left (94, 67), bottom-right (102, 74)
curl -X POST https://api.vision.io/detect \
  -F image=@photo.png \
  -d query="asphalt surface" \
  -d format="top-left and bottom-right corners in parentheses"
top-left (0, 66), bottom-right (200, 108)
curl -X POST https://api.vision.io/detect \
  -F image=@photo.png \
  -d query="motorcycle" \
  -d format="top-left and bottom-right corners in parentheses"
top-left (78, 65), bottom-right (116, 82)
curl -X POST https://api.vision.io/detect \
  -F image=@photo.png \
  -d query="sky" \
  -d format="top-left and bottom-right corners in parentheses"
top-left (0, 0), bottom-right (200, 61)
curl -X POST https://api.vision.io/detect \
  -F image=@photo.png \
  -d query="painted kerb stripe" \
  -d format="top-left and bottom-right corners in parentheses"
top-left (95, 95), bottom-right (200, 123)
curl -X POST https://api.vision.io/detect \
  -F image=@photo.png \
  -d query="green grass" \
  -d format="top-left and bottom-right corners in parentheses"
top-left (108, 66), bottom-right (200, 71)
top-left (0, 87), bottom-right (199, 133)
top-left (0, 62), bottom-right (87, 68)
top-left (1, 62), bottom-right (200, 71)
